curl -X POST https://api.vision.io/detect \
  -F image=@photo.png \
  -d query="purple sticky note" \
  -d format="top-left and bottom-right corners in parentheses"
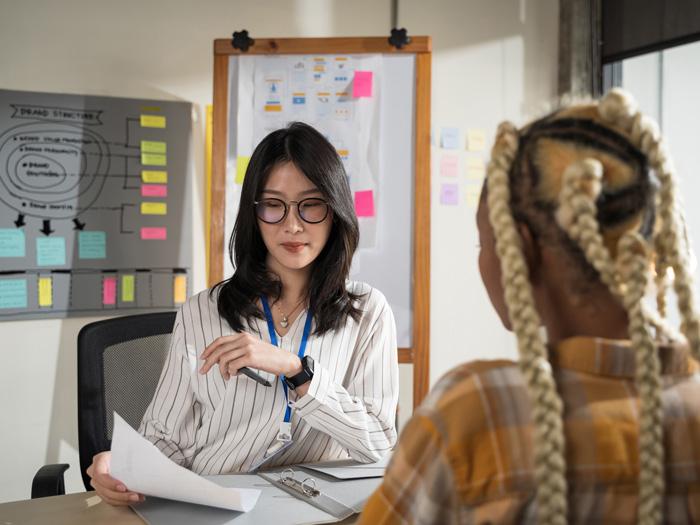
top-left (354, 190), bottom-right (375, 217)
top-left (353, 71), bottom-right (373, 98)
top-left (440, 183), bottom-right (459, 206)
top-left (440, 154), bottom-right (459, 177)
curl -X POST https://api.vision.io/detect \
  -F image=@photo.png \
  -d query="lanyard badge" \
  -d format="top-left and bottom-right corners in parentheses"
top-left (258, 296), bottom-right (313, 457)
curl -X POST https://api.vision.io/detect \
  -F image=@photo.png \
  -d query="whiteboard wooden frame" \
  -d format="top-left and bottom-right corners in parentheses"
top-left (209, 36), bottom-right (431, 407)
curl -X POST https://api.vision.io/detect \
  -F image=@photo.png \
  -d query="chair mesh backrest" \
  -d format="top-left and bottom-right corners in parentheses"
top-left (103, 333), bottom-right (171, 439)
top-left (77, 311), bottom-right (176, 491)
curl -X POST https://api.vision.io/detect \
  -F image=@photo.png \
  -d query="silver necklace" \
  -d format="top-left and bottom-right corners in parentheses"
top-left (275, 298), bottom-right (305, 328)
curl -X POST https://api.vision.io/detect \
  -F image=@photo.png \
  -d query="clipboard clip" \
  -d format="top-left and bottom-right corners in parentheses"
top-left (279, 468), bottom-right (320, 497)
top-left (259, 468), bottom-right (355, 520)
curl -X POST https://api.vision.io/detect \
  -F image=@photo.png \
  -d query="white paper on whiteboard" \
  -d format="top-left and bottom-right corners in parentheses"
top-left (110, 412), bottom-right (260, 512)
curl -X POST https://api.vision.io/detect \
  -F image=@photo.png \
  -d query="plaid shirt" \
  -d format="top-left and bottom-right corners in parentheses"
top-left (359, 337), bottom-right (700, 524)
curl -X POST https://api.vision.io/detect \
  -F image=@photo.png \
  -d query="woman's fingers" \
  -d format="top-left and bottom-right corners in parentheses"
top-left (201, 333), bottom-right (249, 360)
top-left (200, 338), bottom-right (251, 374)
top-left (90, 477), bottom-right (143, 505)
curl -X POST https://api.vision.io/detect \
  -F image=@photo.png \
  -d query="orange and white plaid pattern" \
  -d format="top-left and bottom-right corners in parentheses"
top-left (360, 337), bottom-right (700, 524)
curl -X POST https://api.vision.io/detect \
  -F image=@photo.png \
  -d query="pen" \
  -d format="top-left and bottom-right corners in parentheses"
top-left (239, 366), bottom-right (272, 387)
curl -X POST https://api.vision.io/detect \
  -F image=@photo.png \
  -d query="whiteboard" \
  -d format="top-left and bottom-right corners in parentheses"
top-left (223, 54), bottom-right (415, 347)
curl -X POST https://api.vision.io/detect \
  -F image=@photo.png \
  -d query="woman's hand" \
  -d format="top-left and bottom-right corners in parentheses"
top-left (86, 451), bottom-right (144, 505)
top-left (199, 333), bottom-right (302, 380)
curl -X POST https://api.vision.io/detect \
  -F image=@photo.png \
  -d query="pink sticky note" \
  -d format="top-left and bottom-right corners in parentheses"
top-left (440, 154), bottom-right (458, 177)
top-left (352, 71), bottom-right (373, 98)
top-left (440, 183), bottom-right (459, 206)
top-left (141, 227), bottom-right (167, 240)
top-left (103, 276), bottom-right (117, 305)
top-left (141, 184), bottom-right (168, 197)
top-left (354, 190), bottom-right (375, 217)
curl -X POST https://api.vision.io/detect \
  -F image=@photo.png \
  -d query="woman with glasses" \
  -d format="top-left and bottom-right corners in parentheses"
top-left (86, 122), bottom-right (399, 506)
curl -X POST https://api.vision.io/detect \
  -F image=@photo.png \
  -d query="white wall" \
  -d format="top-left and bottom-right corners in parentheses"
top-left (403, 0), bottom-right (559, 382)
top-left (0, 0), bottom-right (559, 503)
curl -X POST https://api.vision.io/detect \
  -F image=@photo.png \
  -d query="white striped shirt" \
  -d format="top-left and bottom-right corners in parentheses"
top-left (138, 281), bottom-right (398, 475)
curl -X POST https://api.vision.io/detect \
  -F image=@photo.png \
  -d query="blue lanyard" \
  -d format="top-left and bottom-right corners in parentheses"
top-left (261, 295), bottom-right (313, 423)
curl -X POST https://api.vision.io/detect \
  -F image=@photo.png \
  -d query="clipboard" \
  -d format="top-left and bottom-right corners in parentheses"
top-left (131, 468), bottom-right (383, 525)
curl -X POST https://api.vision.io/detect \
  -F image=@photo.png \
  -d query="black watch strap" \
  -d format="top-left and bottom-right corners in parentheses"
top-left (284, 356), bottom-right (314, 390)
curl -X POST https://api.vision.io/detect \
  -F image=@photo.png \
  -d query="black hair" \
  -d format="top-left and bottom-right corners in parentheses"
top-left (212, 122), bottom-right (362, 334)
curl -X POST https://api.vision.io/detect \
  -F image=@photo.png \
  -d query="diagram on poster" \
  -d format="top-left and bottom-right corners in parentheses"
top-left (227, 54), bottom-right (380, 266)
top-left (0, 89), bottom-right (192, 320)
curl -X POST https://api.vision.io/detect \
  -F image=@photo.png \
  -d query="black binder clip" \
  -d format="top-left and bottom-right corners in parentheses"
top-left (232, 30), bottom-right (255, 52)
top-left (388, 28), bottom-right (411, 49)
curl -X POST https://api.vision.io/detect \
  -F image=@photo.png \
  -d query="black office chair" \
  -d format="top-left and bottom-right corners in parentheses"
top-left (31, 311), bottom-right (176, 498)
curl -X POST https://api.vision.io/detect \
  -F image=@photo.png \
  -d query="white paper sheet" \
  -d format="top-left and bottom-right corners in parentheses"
top-left (110, 412), bottom-right (260, 512)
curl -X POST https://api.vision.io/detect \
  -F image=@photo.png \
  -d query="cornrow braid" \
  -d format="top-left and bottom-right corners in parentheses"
top-left (555, 157), bottom-right (680, 344)
top-left (599, 89), bottom-right (700, 359)
top-left (486, 122), bottom-right (568, 525)
top-left (555, 158), bottom-right (617, 291)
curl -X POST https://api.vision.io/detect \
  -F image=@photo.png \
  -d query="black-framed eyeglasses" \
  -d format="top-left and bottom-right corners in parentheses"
top-left (254, 197), bottom-right (330, 224)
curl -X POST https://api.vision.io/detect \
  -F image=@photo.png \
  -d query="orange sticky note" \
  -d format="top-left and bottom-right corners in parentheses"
top-left (173, 274), bottom-right (187, 304)
top-left (354, 190), bottom-right (375, 217)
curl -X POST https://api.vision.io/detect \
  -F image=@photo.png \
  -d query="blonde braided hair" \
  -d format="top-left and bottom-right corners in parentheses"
top-left (598, 89), bottom-right (700, 357)
top-left (486, 89), bottom-right (699, 524)
top-left (486, 122), bottom-right (568, 525)
top-left (555, 157), bottom-right (665, 524)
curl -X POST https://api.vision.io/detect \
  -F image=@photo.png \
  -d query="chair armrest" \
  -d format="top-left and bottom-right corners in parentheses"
top-left (31, 463), bottom-right (70, 498)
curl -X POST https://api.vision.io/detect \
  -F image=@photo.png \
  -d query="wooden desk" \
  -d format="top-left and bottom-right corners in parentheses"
top-left (0, 492), bottom-right (143, 525)
top-left (0, 492), bottom-right (360, 524)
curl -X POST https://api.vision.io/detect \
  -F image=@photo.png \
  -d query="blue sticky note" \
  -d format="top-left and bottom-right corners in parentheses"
top-left (36, 237), bottom-right (66, 266)
top-left (440, 127), bottom-right (460, 150)
top-left (0, 229), bottom-right (25, 257)
top-left (0, 279), bottom-right (28, 309)
top-left (79, 231), bottom-right (106, 259)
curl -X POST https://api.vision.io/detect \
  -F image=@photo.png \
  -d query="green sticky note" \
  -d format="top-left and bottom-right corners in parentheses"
top-left (141, 140), bottom-right (167, 154)
top-left (122, 275), bottom-right (135, 302)
top-left (141, 153), bottom-right (167, 166)
top-left (36, 237), bottom-right (66, 266)
top-left (0, 279), bottom-right (28, 309)
top-left (79, 231), bottom-right (106, 259)
top-left (236, 156), bottom-right (250, 184)
top-left (0, 229), bottom-right (25, 257)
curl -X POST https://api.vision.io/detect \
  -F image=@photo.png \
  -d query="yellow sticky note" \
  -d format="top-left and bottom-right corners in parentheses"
top-left (142, 170), bottom-right (168, 183)
top-left (38, 277), bottom-right (52, 307)
top-left (122, 275), bottom-right (135, 302)
top-left (141, 153), bottom-right (167, 166)
top-left (141, 202), bottom-right (167, 215)
top-left (236, 156), bottom-right (250, 185)
top-left (466, 129), bottom-right (486, 152)
top-left (173, 274), bottom-right (187, 304)
top-left (466, 156), bottom-right (486, 180)
top-left (466, 185), bottom-right (481, 208)
top-left (141, 140), bottom-right (167, 154)
top-left (140, 115), bottom-right (167, 128)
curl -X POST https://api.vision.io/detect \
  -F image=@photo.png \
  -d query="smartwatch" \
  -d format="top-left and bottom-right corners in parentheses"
top-left (284, 355), bottom-right (314, 390)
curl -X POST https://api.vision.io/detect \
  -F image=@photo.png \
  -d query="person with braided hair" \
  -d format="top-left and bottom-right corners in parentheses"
top-left (359, 89), bottom-right (700, 524)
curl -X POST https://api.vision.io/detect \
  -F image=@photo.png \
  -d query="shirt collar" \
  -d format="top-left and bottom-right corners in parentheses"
top-left (550, 336), bottom-right (699, 378)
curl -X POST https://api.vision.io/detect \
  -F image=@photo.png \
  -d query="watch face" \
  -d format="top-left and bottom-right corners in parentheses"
top-left (303, 356), bottom-right (314, 374)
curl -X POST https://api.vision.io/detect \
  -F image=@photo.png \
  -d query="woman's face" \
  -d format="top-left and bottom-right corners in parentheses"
top-left (257, 161), bottom-right (332, 272)
top-left (477, 192), bottom-right (512, 330)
